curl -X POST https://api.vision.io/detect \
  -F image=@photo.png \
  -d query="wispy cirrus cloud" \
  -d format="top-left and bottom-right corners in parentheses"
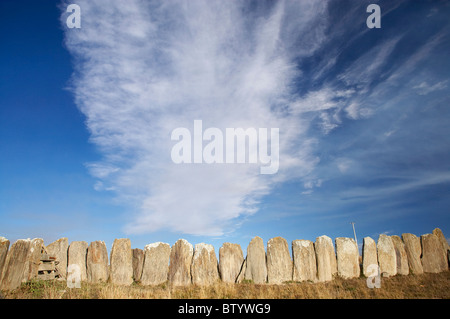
top-left (413, 80), bottom-right (448, 95)
top-left (61, 0), bottom-right (450, 236)
top-left (61, 0), bottom-right (331, 236)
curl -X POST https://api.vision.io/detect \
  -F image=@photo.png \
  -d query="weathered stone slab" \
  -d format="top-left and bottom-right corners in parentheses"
top-left (433, 228), bottom-right (449, 251)
top-left (377, 234), bottom-right (397, 277)
top-left (335, 237), bottom-right (360, 279)
top-left (24, 238), bottom-right (44, 282)
top-left (110, 238), bottom-right (133, 285)
top-left (244, 236), bottom-right (267, 284)
top-left (1, 239), bottom-right (31, 290)
top-left (266, 237), bottom-right (292, 284)
top-left (315, 235), bottom-right (337, 282)
top-left (132, 248), bottom-right (144, 282)
top-left (292, 240), bottom-right (316, 282)
top-left (46, 238), bottom-right (68, 279)
top-left (191, 243), bottom-right (219, 285)
top-left (432, 228), bottom-right (449, 269)
top-left (0, 237), bottom-right (10, 284)
top-left (67, 241), bottom-right (88, 281)
top-left (391, 236), bottom-right (409, 275)
top-left (141, 242), bottom-right (171, 285)
top-left (168, 239), bottom-right (193, 286)
top-left (86, 241), bottom-right (109, 283)
top-left (402, 233), bottom-right (423, 274)
top-left (362, 237), bottom-right (377, 277)
top-left (68, 241), bottom-right (88, 282)
top-left (219, 243), bottom-right (244, 283)
top-left (421, 233), bottom-right (447, 273)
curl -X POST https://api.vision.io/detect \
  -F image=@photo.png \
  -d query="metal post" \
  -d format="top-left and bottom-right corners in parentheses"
top-left (350, 222), bottom-right (358, 248)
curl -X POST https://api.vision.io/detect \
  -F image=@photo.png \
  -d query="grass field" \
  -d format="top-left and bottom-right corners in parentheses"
top-left (2, 271), bottom-right (448, 299)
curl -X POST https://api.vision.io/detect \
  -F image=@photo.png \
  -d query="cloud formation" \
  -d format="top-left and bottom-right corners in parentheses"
top-left (61, 0), bottom-right (330, 235)
top-left (61, 0), bottom-right (450, 236)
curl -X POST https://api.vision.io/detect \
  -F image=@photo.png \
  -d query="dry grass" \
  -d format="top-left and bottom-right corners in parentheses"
top-left (2, 271), bottom-right (449, 299)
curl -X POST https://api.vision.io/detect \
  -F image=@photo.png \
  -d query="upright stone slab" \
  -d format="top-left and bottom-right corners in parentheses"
top-left (141, 242), bottom-right (171, 285)
top-left (24, 238), bottom-right (44, 281)
top-left (86, 241), bottom-right (109, 283)
top-left (0, 237), bottom-right (10, 284)
top-left (68, 241), bottom-right (88, 282)
top-left (46, 238), bottom-right (68, 279)
top-left (432, 228), bottom-right (449, 269)
top-left (315, 235), bottom-right (337, 282)
top-left (391, 236), bottom-right (409, 275)
top-left (266, 237), bottom-right (292, 284)
top-left (132, 248), bottom-right (144, 282)
top-left (362, 237), bottom-right (378, 277)
top-left (168, 239), bottom-right (193, 286)
top-left (401, 233), bottom-right (423, 274)
top-left (433, 228), bottom-right (449, 250)
top-left (335, 237), bottom-right (360, 279)
top-left (244, 236), bottom-right (267, 284)
top-left (0, 239), bottom-right (31, 290)
top-left (377, 234), bottom-right (397, 277)
top-left (191, 243), bottom-right (219, 285)
top-left (110, 238), bottom-right (133, 285)
top-left (292, 239), bottom-right (317, 282)
top-left (421, 233), bottom-right (447, 273)
top-left (219, 243), bottom-right (244, 283)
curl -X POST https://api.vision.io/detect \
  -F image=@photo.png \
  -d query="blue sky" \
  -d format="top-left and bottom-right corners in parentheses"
top-left (1, 0), bottom-right (449, 256)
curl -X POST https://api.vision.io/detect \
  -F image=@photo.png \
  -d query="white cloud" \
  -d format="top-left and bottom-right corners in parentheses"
top-left (338, 172), bottom-right (450, 202)
top-left (338, 37), bottom-right (401, 87)
top-left (304, 179), bottom-right (322, 189)
top-left (413, 80), bottom-right (448, 95)
top-left (291, 88), bottom-right (339, 114)
top-left (386, 30), bottom-right (446, 84)
top-left (345, 102), bottom-right (360, 120)
top-left (383, 130), bottom-right (397, 137)
top-left (62, 0), bottom-right (330, 236)
top-left (301, 178), bottom-right (322, 195)
top-left (336, 158), bottom-right (353, 174)
top-left (86, 163), bottom-right (119, 179)
top-left (345, 102), bottom-right (374, 120)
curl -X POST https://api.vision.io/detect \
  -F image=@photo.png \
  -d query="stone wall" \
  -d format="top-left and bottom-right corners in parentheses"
top-left (0, 228), bottom-right (448, 290)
